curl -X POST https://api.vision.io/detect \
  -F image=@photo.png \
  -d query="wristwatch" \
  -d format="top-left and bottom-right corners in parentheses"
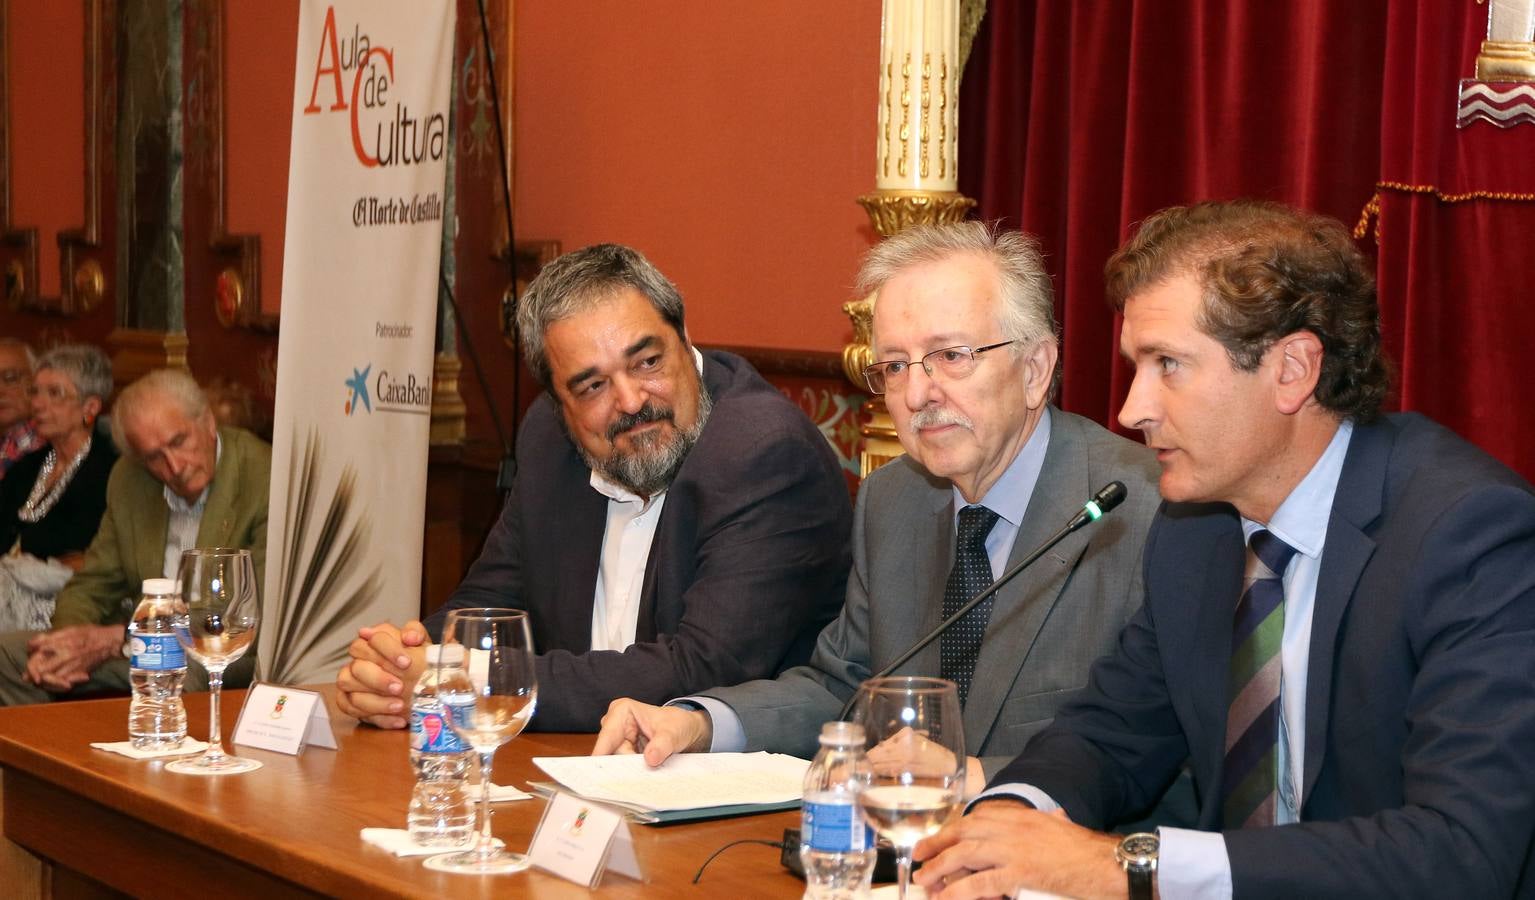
top-left (1115, 832), bottom-right (1159, 900)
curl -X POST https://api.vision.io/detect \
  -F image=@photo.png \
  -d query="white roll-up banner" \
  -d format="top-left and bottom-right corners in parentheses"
top-left (261, 0), bottom-right (455, 683)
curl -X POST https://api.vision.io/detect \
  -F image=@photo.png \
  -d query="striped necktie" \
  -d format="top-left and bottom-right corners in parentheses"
top-left (1221, 528), bottom-right (1297, 829)
top-left (940, 505), bottom-right (1000, 706)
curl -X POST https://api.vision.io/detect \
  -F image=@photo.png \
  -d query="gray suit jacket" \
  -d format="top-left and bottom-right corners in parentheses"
top-left (703, 409), bottom-right (1161, 781)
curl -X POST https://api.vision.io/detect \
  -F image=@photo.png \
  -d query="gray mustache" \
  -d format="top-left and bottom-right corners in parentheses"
top-left (608, 403), bottom-right (673, 442)
top-left (909, 407), bottom-right (974, 432)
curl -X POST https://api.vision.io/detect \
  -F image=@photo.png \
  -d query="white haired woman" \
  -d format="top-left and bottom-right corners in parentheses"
top-left (0, 345), bottom-right (118, 630)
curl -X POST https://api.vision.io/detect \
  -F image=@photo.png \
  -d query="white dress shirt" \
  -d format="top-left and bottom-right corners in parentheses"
top-left (588, 476), bottom-right (668, 652)
top-left (586, 348), bottom-right (703, 652)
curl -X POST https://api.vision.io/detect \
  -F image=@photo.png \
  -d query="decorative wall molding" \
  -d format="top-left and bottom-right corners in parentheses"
top-left (106, 327), bottom-right (189, 386)
top-left (707, 344), bottom-right (846, 380)
top-left (190, 0), bottom-right (270, 330)
top-left (0, 0), bottom-right (114, 316)
top-left (430, 352), bottom-right (467, 446)
top-left (498, 239), bottom-right (560, 348)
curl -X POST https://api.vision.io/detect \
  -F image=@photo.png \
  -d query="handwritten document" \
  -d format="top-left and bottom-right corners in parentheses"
top-left (532, 752), bottom-right (809, 812)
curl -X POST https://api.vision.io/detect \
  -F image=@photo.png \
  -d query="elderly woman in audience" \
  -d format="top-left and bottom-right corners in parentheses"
top-left (0, 345), bottom-right (117, 631)
top-left (0, 339), bottom-right (40, 478)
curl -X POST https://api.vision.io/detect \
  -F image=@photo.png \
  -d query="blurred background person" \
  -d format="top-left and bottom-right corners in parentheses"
top-left (0, 344), bottom-right (116, 631)
top-left (0, 367), bottom-right (268, 704)
top-left (0, 339), bottom-right (40, 479)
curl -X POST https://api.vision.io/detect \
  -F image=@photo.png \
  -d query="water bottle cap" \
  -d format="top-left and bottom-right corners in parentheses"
top-left (424, 644), bottom-right (466, 666)
top-left (142, 578), bottom-right (177, 596)
top-left (818, 720), bottom-right (865, 746)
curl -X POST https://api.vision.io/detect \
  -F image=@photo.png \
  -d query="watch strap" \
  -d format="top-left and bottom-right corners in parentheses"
top-left (1126, 864), bottom-right (1153, 900)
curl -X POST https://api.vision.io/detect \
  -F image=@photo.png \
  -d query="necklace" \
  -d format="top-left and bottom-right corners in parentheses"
top-left (18, 435), bottom-right (92, 523)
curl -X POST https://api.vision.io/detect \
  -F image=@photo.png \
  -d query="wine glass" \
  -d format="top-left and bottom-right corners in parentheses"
top-left (166, 548), bottom-right (262, 775)
top-left (852, 676), bottom-right (966, 900)
top-left (424, 608), bottom-right (538, 875)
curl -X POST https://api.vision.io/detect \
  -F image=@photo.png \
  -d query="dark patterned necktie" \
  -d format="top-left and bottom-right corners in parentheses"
top-left (939, 505), bottom-right (1000, 706)
top-left (1221, 529), bottom-right (1298, 828)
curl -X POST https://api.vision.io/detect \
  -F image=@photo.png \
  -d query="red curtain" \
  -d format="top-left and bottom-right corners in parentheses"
top-left (960, 0), bottom-right (1535, 482)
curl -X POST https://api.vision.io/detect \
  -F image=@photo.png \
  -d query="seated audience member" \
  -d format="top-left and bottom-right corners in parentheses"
top-left (0, 368), bottom-right (270, 704)
top-left (593, 223), bottom-right (1166, 794)
top-left (0, 345), bottom-right (117, 631)
top-left (337, 243), bottom-right (852, 732)
top-left (0, 339), bottom-right (41, 478)
top-left (911, 201), bottom-right (1535, 900)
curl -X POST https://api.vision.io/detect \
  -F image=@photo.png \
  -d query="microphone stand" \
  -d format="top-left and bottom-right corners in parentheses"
top-left (836, 482), bottom-right (1127, 721)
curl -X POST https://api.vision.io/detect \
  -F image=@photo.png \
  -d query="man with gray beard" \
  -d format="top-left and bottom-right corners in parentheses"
top-left (336, 244), bottom-right (851, 731)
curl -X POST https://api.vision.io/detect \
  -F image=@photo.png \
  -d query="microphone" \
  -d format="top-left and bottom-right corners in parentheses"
top-left (1066, 481), bottom-right (1127, 532)
top-left (837, 481), bottom-right (1128, 720)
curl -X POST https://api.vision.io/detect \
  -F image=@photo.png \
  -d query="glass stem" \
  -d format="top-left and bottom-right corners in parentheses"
top-left (474, 749), bottom-right (496, 858)
top-left (205, 666), bottom-right (225, 760)
top-left (897, 850), bottom-right (913, 900)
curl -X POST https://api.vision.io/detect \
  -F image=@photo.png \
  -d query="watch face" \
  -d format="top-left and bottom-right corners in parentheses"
top-left (1117, 832), bottom-right (1159, 867)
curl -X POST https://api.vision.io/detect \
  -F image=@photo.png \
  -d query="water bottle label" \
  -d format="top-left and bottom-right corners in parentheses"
top-left (411, 700), bottom-right (472, 754)
top-left (130, 633), bottom-right (186, 670)
top-left (803, 800), bottom-right (872, 852)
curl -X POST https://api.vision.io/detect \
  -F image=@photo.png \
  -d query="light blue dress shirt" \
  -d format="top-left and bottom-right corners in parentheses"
top-left (690, 408), bottom-right (1054, 752)
top-left (161, 434), bottom-right (222, 579)
top-left (982, 419), bottom-right (1353, 900)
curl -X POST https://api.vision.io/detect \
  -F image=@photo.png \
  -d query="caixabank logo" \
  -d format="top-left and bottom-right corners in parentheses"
top-left (302, 6), bottom-right (447, 170)
top-left (345, 364), bottom-right (431, 417)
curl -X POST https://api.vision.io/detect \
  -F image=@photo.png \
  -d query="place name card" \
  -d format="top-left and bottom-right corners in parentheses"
top-left (527, 790), bottom-right (642, 888)
top-left (232, 683), bottom-right (338, 755)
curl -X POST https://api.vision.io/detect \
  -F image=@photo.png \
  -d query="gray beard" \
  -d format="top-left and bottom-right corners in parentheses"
top-left (578, 385), bottom-right (713, 497)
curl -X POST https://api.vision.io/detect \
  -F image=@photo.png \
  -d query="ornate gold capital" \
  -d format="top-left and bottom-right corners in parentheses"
top-left (1476, 40), bottom-right (1535, 82)
top-left (841, 296), bottom-right (875, 387)
top-left (856, 189), bottom-right (978, 239)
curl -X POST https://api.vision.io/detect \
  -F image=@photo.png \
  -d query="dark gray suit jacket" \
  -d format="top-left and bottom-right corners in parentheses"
top-left (703, 409), bottom-right (1163, 781)
top-left (430, 350), bottom-right (852, 732)
top-left (996, 413), bottom-right (1535, 898)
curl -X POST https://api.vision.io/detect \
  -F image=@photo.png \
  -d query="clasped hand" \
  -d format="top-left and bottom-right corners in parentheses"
top-left (24, 624), bottom-right (122, 692)
top-left (334, 620), bottom-right (429, 728)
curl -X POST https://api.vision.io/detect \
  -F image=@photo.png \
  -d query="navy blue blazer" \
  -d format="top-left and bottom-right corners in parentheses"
top-left (995, 413), bottom-right (1535, 898)
top-left (429, 350), bottom-right (852, 732)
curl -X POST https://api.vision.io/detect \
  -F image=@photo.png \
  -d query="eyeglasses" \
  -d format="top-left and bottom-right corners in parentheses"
top-left (862, 341), bottom-right (1017, 394)
top-left (27, 384), bottom-right (78, 404)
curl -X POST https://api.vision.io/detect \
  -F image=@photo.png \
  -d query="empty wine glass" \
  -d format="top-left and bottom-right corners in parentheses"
top-left (852, 676), bottom-right (966, 900)
top-left (424, 608), bottom-right (538, 875)
top-left (166, 548), bottom-right (261, 775)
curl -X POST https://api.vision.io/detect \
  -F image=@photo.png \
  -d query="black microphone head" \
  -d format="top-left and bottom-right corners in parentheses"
top-left (1095, 481), bottom-right (1127, 512)
top-left (1066, 481), bottom-right (1127, 532)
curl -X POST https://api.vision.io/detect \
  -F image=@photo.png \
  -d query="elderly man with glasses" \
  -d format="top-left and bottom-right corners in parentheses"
top-left (0, 339), bottom-right (41, 479)
top-left (594, 223), bottom-right (1179, 818)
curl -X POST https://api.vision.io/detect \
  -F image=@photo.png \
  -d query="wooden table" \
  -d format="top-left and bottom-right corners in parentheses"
top-left (0, 688), bottom-right (806, 898)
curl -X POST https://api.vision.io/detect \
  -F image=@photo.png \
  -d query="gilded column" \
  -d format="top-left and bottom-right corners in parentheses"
top-left (846, 0), bottom-right (980, 475)
top-left (1475, 0), bottom-right (1535, 81)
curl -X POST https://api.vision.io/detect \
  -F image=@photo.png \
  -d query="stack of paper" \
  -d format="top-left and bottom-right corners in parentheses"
top-left (531, 752), bottom-right (809, 823)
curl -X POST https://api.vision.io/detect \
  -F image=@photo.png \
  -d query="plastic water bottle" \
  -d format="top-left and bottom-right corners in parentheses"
top-left (127, 577), bottom-right (187, 749)
top-left (407, 644), bottom-right (475, 846)
top-left (801, 721), bottom-right (876, 899)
